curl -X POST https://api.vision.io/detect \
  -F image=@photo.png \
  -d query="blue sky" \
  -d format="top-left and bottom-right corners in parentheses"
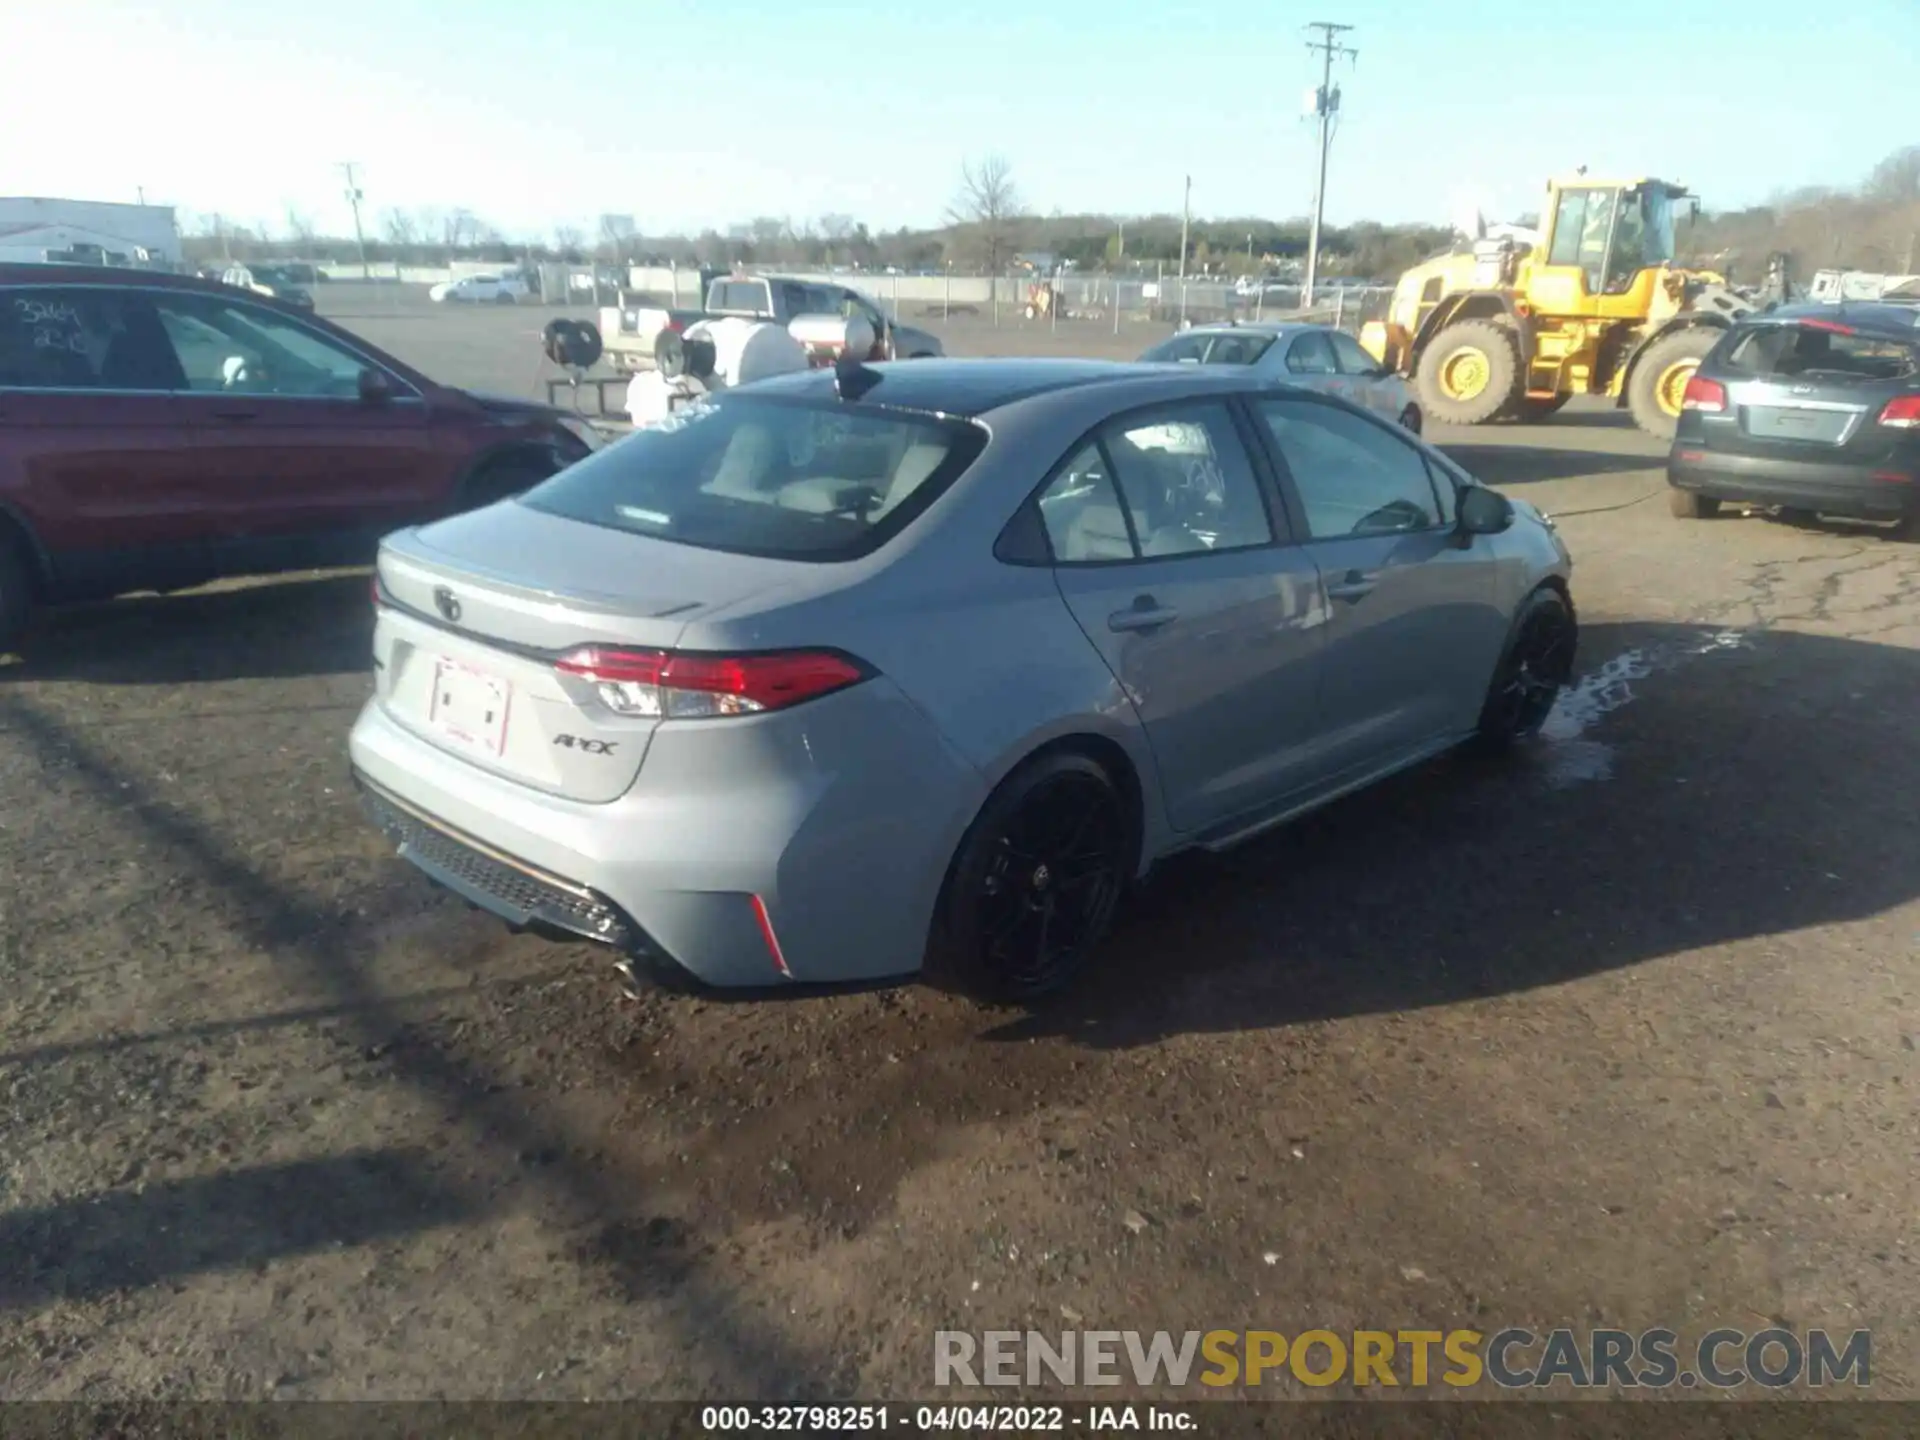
top-left (3, 0), bottom-right (1915, 242)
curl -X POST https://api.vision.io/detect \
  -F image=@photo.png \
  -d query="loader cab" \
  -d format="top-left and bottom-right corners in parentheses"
top-left (1532, 178), bottom-right (1688, 316)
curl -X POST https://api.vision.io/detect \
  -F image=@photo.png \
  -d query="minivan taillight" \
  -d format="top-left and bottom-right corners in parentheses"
top-left (1682, 375), bottom-right (1728, 413)
top-left (1878, 395), bottom-right (1920, 429)
top-left (554, 647), bottom-right (868, 718)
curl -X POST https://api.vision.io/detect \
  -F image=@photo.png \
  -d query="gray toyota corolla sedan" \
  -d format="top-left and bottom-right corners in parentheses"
top-left (351, 358), bottom-right (1574, 1002)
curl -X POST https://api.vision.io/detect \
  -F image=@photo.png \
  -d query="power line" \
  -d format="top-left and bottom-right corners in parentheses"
top-left (339, 162), bottom-right (370, 279)
top-left (1302, 20), bottom-right (1357, 310)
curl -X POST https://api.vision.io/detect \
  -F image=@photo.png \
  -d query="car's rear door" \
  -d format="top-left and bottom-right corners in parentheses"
top-left (0, 282), bottom-right (214, 596)
top-left (1281, 330), bottom-right (1346, 403)
top-left (1038, 397), bottom-right (1327, 834)
top-left (147, 289), bottom-right (453, 572)
top-left (1251, 395), bottom-right (1506, 774)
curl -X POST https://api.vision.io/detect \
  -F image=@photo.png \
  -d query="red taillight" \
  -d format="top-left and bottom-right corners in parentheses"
top-left (664, 317), bottom-right (686, 334)
top-left (553, 646), bottom-right (867, 718)
top-left (371, 575), bottom-right (383, 609)
top-left (1681, 375), bottom-right (1727, 413)
top-left (1877, 395), bottom-right (1920, 429)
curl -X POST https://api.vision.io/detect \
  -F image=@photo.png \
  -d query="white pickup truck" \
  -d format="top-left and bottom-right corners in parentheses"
top-left (599, 273), bottom-right (944, 374)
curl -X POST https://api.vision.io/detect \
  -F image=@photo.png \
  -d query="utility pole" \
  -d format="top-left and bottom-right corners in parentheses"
top-left (1302, 21), bottom-right (1357, 309)
top-left (339, 161), bottom-right (370, 280)
top-left (1177, 175), bottom-right (1191, 326)
top-left (136, 186), bottom-right (146, 206)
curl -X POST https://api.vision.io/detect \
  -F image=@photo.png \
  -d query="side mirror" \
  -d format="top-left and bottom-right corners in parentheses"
top-left (1457, 484), bottom-right (1514, 536)
top-left (358, 367), bottom-right (394, 404)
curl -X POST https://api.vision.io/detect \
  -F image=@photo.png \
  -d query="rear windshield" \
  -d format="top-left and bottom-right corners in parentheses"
top-left (519, 394), bottom-right (986, 561)
top-left (1140, 332), bottom-right (1277, 366)
top-left (1720, 322), bottom-right (1918, 385)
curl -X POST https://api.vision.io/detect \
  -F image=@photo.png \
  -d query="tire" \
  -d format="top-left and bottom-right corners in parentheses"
top-left (1415, 319), bottom-right (1522, 426)
top-left (927, 750), bottom-right (1131, 1004)
top-left (494, 291), bottom-right (517, 305)
top-left (1669, 490), bottom-right (1721, 520)
top-left (1628, 328), bottom-right (1720, 440)
top-left (1516, 394), bottom-right (1571, 421)
top-left (0, 533), bottom-right (33, 656)
top-left (1473, 586), bottom-right (1578, 750)
top-left (1398, 405), bottom-right (1422, 436)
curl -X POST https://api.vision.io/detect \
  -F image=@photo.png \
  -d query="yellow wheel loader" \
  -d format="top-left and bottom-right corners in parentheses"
top-left (1359, 177), bottom-right (1755, 439)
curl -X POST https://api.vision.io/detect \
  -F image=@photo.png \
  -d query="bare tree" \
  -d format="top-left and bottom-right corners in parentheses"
top-left (284, 207), bottom-right (317, 250)
top-left (947, 155), bottom-right (1023, 275)
top-left (553, 224), bottom-right (585, 257)
top-left (381, 208), bottom-right (417, 246)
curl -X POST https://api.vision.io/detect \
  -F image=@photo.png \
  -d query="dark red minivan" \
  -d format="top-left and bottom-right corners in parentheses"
top-left (0, 265), bottom-right (600, 648)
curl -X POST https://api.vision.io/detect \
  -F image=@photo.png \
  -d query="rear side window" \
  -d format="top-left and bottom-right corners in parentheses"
top-left (1034, 401), bottom-right (1274, 563)
top-left (1720, 323), bottom-right (1917, 384)
top-left (1285, 332), bottom-right (1338, 375)
top-left (0, 287), bottom-right (183, 391)
top-left (519, 395), bottom-right (985, 562)
top-left (710, 281), bottom-right (769, 313)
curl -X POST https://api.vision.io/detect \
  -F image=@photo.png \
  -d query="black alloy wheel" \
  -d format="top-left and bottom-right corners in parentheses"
top-left (937, 753), bottom-right (1129, 1002)
top-left (1477, 589), bottom-right (1577, 746)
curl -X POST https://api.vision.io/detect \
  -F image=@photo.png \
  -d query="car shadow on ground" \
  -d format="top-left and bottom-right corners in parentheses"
top-left (1439, 444), bottom-right (1663, 486)
top-left (980, 620), bottom-right (1920, 1049)
top-left (3, 572), bottom-right (372, 685)
top-left (0, 1149), bottom-right (474, 1311)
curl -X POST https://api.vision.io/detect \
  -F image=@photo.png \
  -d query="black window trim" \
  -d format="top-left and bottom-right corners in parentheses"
top-left (1245, 390), bottom-right (1460, 545)
top-left (0, 282), bottom-right (423, 400)
top-left (1000, 392), bottom-right (1292, 570)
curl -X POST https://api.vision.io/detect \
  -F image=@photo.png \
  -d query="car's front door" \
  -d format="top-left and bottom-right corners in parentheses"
top-left (147, 291), bottom-right (450, 572)
top-left (1327, 329), bottom-right (1394, 420)
top-left (0, 283), bottom-right (217, 596)
top-left (1253, 396), bottom-right (1508, 774)
top-left (1038, 398), bottom-right (1327, 834)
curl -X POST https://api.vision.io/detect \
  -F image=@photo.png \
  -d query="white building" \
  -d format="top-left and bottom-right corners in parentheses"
top-left (0, 197), bottom-right (182, 266)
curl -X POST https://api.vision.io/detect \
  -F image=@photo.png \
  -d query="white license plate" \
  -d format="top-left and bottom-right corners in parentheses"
top-left (429, 658), bottom-right (512, 757)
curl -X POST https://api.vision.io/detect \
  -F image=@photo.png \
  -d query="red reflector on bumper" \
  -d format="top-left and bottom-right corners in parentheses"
top-left (751, 894), bottom-right (792, 978)
top-left (1870, 471), bottom-right (1912, 484)
top-left (1677, 449), bottom-right (1705, 462)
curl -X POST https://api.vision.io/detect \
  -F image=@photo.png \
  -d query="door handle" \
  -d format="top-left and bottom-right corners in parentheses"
top-left (1326, 569), bottom-right (1378, 603)
top-left (1108, 598), bottom-right (1179, 633)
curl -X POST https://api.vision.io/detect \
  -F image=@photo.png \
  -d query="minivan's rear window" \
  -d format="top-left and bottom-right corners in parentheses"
top-left (1721, 322), bottom-right (1918, 384)
top-left (519, 395), bottom-right (986, 561)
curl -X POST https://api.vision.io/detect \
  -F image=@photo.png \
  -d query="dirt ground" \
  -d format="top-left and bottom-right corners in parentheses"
top-left (0, 291), bottom-right (1915, 1405)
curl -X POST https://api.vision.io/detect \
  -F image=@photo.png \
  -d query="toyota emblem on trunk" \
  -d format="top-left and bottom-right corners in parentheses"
top-left (433, 587), bottom-right (462, 623)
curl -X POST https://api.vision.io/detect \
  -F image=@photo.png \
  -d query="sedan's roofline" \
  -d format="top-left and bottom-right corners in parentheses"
top-left (1746, 302), bottom-right (1920, 340)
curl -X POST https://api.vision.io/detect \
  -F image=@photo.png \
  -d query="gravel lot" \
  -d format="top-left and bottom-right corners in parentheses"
top-left (1, 285), bottom-right (1915, 1406)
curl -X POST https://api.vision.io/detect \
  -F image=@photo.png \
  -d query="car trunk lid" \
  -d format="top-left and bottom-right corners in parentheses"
top-left (371, 503), bottom-right (796, 803)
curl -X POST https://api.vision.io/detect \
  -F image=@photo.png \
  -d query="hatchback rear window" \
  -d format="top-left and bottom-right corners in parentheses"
top-left (519, 395), bottom-right (986, 561)
top-left (1720, 322), bottom-right (1918, 385)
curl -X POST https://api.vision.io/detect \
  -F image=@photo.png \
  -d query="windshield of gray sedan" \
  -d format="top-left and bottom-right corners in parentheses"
top-left (518, 395), bottom-right (986, 560)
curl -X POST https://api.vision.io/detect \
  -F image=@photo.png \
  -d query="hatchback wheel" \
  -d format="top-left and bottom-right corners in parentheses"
top-left (0, 537), bottom-right (32, 655)
top-left (932, 752), bottom-right (1129, 1003)
top-left (1475, 587), bottom-right (1577, 748)
top-left (1398, 404), bottom-right (1422, 436)
top-left (1669, 490), bottom-right (1721, 520)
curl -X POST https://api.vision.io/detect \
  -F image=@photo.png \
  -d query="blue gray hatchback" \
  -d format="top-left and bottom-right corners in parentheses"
top-left (350, 359), bottom-right (1575, 1002)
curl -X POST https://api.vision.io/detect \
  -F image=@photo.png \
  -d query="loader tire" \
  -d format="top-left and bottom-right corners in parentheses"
top-left (1628, 328), bottom-right (1720, 441)
top-left (1416, 319), bottom-right (1522, 426)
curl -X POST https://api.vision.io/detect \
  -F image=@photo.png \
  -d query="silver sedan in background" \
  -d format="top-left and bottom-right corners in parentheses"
top-left (351, 360), bottom-right (1569, 1006)
top-left (1142, 322), bottom-right (1423, 434)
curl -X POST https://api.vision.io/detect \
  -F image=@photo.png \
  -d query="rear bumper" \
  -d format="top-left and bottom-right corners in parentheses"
top-left (1668, 449), bottom-right (1920, 520)
top-left (347, 685), bottom-right (986, 990)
